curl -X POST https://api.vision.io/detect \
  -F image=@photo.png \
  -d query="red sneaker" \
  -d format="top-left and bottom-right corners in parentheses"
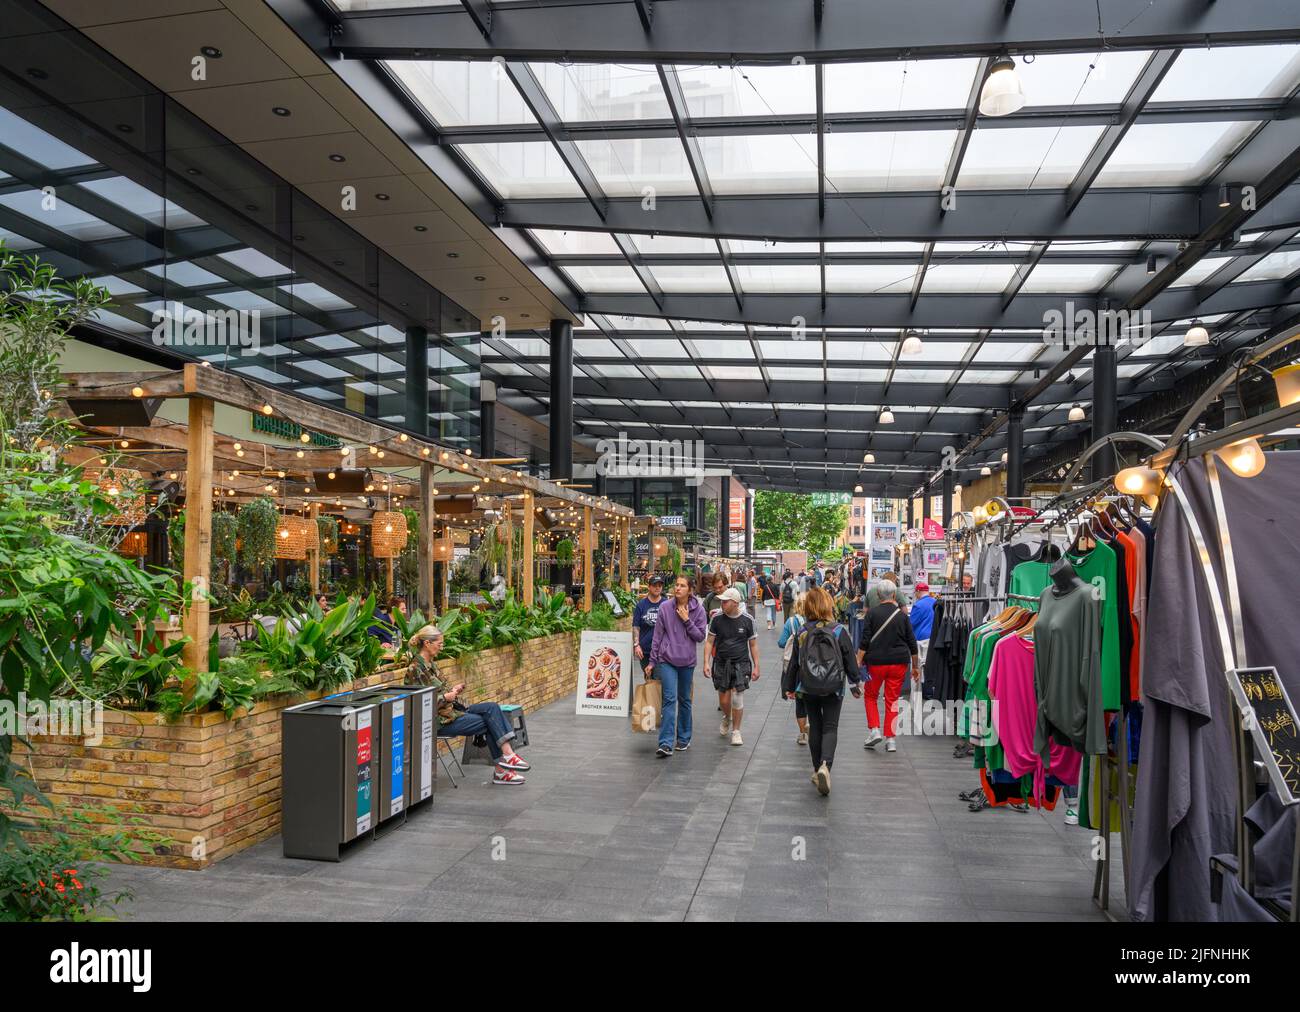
top-left (497, 753), bottom-right (531, 772)
top-left (491, 769), bottom-right (526, 786)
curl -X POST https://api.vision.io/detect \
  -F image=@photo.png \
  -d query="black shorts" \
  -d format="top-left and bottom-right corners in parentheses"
top-left (712, 657), bottom-right (753, 693)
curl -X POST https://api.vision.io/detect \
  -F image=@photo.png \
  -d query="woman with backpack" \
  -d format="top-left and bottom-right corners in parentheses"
top-left (777, 592), bottom-right (808, 745)
top-left (857, 579), bottom-right (921, 754)
top-left (782, 586), bottom-right (861, 796)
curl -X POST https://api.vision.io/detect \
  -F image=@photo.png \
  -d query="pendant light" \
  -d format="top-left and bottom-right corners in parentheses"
top-left (863, 451), bottom-right (875, 464)
top-left (1217, 437), bottom-right (1266, 479)
top-left (980, 465), bottom-right (992, 476)
top-left (879, 406), bottom-right (895, 424)
top-left (1184, 319), bottom-right (1210, 347)
top-left (979, 56), bottom-right (1026, 117)
top-left (1272, 363), bottom-right (1300, 407)
top-left (1116, 465), bottom-right (1161, 497)
top-left (1068, 402), bottom-right (1086, 423)
top-left (900, 330), bottom-right (924, 356)
top-left (854, 484), bottom-right (864, 494)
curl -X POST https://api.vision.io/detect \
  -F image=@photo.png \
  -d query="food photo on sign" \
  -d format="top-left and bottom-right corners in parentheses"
top-left (574, 629), bottom-right (634, 717)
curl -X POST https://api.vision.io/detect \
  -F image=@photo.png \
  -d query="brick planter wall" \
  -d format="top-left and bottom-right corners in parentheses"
top-left (17, 619), bottom-right (630, 870)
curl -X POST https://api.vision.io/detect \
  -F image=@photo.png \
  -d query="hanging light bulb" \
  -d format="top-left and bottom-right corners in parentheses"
top-left (262, 404), bottom-right (273, 416)
top-left (341, 446), bottom-right (351, 457)
top-left (854, 484), bottom-right (864, 494)
top-left (1116, 465), bottom-right (1161, 496)
top-left (299, 432), bottom-right (311, 443)
top-left (879, 406), bottom-right (895, 424)
top-left (1068, 403), bottom-right (1086, 422)
top-left (979, 55), bottom-right (1025, 117)
top-left (1184, 319), bottom-right (1210, 347)
top-left (900, 330), bottom-right (924, 356)
top-left (1217, 437), bottom-right (1266, 479)
top-left (863, 451), bottom-right (875, 464)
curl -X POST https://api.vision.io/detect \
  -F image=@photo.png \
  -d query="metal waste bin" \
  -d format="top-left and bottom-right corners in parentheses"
top-left (281, 699), bottom-right (379, 861)
top-left (345, 689), bottom-right (410, 823)
top-left (347, 686), bottom-right (438, 814)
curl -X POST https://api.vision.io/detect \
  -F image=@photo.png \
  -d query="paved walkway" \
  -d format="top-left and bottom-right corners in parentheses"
top-left (105, 623), bottom-right (1122, 921)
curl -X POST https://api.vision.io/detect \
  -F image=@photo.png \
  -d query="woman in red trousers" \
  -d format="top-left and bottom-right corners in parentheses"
top-left (856, 580), bottom-right (921, 754)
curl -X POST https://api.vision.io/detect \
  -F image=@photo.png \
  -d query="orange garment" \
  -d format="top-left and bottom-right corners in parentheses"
top-left (1116, 529), bottom-right (1142, 700)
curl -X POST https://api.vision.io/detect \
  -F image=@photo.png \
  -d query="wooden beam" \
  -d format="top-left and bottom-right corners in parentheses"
top-left (181, 397), bottom-right (214, 692)
top-left (522, 491), bottom-right (535, 606)
top-left (583, 506), bottom-right (593, 612)
top-left (419, 463), bottom-right (436, 616)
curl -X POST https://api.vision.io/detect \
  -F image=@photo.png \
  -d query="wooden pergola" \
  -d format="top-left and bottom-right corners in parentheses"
top-left (62, 365), bottom-right (638, 679)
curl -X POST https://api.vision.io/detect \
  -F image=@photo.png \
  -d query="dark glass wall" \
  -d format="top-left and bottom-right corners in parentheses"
top-left (0, 2), bottom-right (479, 447)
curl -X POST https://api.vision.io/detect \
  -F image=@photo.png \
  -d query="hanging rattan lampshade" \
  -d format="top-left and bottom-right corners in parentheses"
top-left (297, 514), bottom-right (318, 553)
top-left (274, 513), bottom-right (307, 560)
top-left (91, 467), bottom-right (146, 527)
top-left (371, 509), bottom-right (408, 557)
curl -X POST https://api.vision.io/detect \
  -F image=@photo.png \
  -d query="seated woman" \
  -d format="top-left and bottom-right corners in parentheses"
top-left (406, 624), bottom-right (530, 785)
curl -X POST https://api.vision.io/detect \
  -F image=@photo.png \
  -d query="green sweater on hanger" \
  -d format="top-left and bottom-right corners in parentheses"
top-left (1065, 541), bottom-right (1121, 710)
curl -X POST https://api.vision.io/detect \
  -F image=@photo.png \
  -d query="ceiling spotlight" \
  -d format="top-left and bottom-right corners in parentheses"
top-left (863, 451), bottom-right (875, 464)
top-left (1068, 403), bottom-right (1086, 422)
top-left (900, 330), bottom-right (924, 356)
top-left (272, 106), bottom-right (291, 117)
top-left (328, 153), bottom-right (346, 163)
top-left (200, 45), bottom-right (223, 59)
top-left (1217, 437), bottom-right (1266, 479)
top-left (879, 406), bottom-right (895, 424)
top-left (1217, 183), bottom-right (1233, 209)
top-left (1184, 318), bottom-right (1210, 347)
top-left (1116, 465), bottom-right (1161, 496)
top-left (979, 55), bottom-right (1025, 117)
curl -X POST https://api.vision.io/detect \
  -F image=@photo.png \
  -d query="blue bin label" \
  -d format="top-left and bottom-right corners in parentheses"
top-left (390, 700), bottom-right (405, 814)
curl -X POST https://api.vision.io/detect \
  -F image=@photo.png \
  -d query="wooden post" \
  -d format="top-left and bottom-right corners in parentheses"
top-left (441, 522), bottom-right (451, 614)
top-left (386, 557), bottom-right (394, 595)
top-left (182, 397), bottom-right (214, 692)
top-left (503, 502), bottom-right (513, 592)
top-left (419, 463), bottom-right (436, 616)
top-left (583, 506), bottom-right (593, 611)
top-left (619, 515), bottom-right (630, 590)
top-left (522, 493), bottom-right (534, 606)
top-left (310, 503), bottom-right (320, 595)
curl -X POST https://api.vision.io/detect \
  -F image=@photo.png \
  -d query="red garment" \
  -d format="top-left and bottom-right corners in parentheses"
top-left (864, 663), bottom-right (908, 738)
top-left (1115, 529), bottom-right (1143, 700)
top-left (987, 633), bottom-right (1082, 801)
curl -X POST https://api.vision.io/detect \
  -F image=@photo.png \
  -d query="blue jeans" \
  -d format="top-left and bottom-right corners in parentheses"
top-left (440, 702), bottom-right (516, 760)
top-left (654, 663), bottom-right (694, 749)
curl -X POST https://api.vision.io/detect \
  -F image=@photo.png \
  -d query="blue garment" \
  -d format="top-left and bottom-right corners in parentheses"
top-left (632, 594), bottom-right (663, 657)
top-left (777, 615), bottom-right (805, 649)
top-left (367, 610), bottom-right (394, 646)
top-left (909, 595), bottom-right (936, 641)
top-left (654, 662), bottom-right (694, 749)
top-left (439, 702), bottom-right (516, 760)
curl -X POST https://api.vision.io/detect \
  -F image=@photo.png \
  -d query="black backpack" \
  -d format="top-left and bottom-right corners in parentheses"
top-left (781, 580), bottom-right (794, 605)
top-left (798, 622), bottom-right (845, 696)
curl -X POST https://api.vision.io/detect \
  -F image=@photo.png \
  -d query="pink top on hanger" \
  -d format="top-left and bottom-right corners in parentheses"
top-left (988, 632), bottom-right (1082, 799)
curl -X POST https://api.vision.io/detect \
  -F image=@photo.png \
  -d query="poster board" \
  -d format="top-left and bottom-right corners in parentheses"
top-left (575, 630), bottom-right (634, 717)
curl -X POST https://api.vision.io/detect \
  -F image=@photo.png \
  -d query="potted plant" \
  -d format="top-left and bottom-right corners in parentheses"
top-left (236, 496), bottom-right (278, 579)
top-left (553, 537), bottom-right (575, 592)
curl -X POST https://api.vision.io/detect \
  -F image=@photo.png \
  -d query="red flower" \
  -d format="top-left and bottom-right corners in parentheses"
top-left (55, 882), bottom-right (66, 893)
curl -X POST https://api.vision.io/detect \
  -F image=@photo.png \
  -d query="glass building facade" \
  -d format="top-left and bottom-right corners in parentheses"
top-left (0, 9), bottom-right (480, 446)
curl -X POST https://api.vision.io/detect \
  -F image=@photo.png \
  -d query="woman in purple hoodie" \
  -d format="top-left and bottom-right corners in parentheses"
top-left (646, 574), bottom-right (708, 758)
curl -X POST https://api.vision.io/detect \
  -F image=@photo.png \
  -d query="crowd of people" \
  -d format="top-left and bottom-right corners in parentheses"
top-left (634, 561), bottom-right (937, 795)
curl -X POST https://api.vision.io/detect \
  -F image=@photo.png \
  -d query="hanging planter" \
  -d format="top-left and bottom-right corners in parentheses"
top-left (237, 496), bottom-right (279, 572)
top-left (316, 514), bottom-right (339, 555)
top-left (89, 467), bottom-right (146, 527)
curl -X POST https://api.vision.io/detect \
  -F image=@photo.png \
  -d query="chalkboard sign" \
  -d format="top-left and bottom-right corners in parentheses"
top-left (1226, 666), bottom-right (1300, 805)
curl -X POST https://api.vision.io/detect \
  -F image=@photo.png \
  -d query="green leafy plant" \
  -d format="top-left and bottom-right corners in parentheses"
top-left (240, 594), bottom-right (385, 694)
top-left (154, 654), bottom-right (262, 721)
top-left (236, 496), bottom-right (278, 574)
top-left (554, 538), bottom-right (575, 565)
top-left (87, 635), bottom-right (190, 711)
top-left (0, 805), bottom-right (165, 922)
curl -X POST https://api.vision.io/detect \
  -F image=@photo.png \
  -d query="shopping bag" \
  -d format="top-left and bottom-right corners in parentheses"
top-left (631, 677), bottom-right (662, 733)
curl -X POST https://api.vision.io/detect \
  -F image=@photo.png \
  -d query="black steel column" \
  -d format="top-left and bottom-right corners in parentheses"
top-left (1006, 403), bottom-right (1025, 501)
top-left (687, 484), bottom-right (699, 530)
top-left (744, 493), bottom-right (753, 558)
top-left (1092, 342), bottom-right (1118, 480)
top-left (941, 469), bottom-right (954, 532)
top-left (906, 496), bottom-right (915, 530)
top-left (479, 378), bottom-right (496, 459)
top-left (548, 318), bottom-right (573, 480)
top-left (404, 325), bottom-right (429, 435)
top-left (922, 484), bottom-right (931, 522)
top-left (632, 478), bottom-right (644, 515)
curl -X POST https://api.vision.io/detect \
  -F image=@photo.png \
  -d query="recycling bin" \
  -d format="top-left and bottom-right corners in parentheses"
top-left (345, 689), bottom-right (410, 823)
top-left (347, 686), bottom-right (438, 815)
top-left (281, 698), bottom-right (379, 861)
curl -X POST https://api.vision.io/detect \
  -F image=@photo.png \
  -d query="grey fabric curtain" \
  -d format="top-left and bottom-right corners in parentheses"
top-left (1130, 452), bottom-right (1300, 921)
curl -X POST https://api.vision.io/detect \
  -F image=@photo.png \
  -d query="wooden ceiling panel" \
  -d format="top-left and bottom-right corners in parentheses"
top-left (174, 77), bottom-right (354, 143)
top-left (240, 131), bottom-right (400, 186)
